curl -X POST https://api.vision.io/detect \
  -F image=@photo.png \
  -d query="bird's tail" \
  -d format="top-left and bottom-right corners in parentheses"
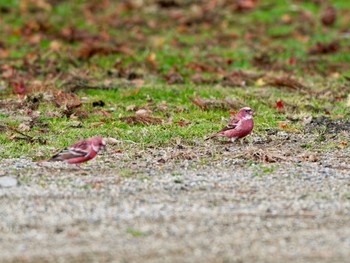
top-left (35, 157), bottom-right (56, 163)
top-left (204, 133), bottom-right (219, 141)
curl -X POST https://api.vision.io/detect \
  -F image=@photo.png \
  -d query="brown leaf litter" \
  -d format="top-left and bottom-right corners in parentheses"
top-left (222, 70), bottom-right (264, 87)
top-left (77, 42), bottom-right (134, 59)
top-left (3, 124), bottom-right (46, 144)
top-left (188, 94), bottom-right (241, 111)
top-left (236, 146), bottom-right (291, 163)
top-left (321, 5), bottom-right (337, 27)
top-left (265, 75), bottom-right (307, 93)
top-left (308, 41), bottom-right (339, 55)
top-left (53, 90), bottom-right (82, 109)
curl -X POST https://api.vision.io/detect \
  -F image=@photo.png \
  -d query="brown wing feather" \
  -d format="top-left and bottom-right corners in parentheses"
top-left (69, 139), bottom-right (90, 151)
top-left (48, 139), bottom-right (91, 162)
top-left (48, 147), bottom-right (89, 161)
top-left (218, 115), bottom-right (240, 132)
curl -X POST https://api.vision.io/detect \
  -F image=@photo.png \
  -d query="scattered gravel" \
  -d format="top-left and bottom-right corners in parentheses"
top-left (0, 147), bottom-right (349, 263)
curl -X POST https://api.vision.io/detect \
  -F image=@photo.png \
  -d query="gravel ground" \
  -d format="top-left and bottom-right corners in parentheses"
top-left (1, 147), bottom-right (350, 263)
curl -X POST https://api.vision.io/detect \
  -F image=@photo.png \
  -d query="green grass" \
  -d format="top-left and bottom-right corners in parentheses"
top-left (0, 0), bottom-right (349, 160)
top-left (126, 227), bottom-right (144, 237)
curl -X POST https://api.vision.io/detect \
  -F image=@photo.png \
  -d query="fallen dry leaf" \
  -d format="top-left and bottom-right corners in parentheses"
top-left (277, 121), bottom-right (298, 132)
top-left (163, 72), bottom-right (184, 84)
top-left (278, 121), bottom-right (289, 129)
top-left (53, 90), bottom-right (82, 109)
top-left (308, 41), bottom-right (339, 55)
top-left (135, 109), bottom-right (152, 116)
top-left (190, 73), bottom-right (217, 84)
top-left (77, 43), bottom-right (133, 59)
top-left (90, 122), bottom-right (104, 127)
top-left (299, 152), bottom-right (318, 162)
top-left (103, 137), bottom-right (120, 144)
top-left (236, 146), bottom-right (289, 163)
top-left (321, 5), bottom-right (336, 27)
top-left (18, 123), bottom-right (30, 132)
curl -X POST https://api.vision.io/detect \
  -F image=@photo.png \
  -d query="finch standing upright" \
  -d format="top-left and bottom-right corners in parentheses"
top-left (205, 107), bottom-right (254, 142)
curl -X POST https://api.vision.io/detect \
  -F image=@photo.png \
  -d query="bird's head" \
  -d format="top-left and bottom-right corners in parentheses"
top-left (91, 137), bottom-right (107, 152)
top-left (238, 107), bottom-right (254, 119)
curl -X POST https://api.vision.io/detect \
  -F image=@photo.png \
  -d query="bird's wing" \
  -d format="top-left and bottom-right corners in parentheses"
top-left (49, 146), bottom-right (90, 161)
top-left (70, 139), bottom-right (90, 151)
top-left (219, 116), bottom-right (240, 132)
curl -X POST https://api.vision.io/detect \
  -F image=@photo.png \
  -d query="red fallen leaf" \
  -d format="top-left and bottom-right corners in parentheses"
top-left (335, 97), bottom-right (342, 101)
top-left (229, 109), bottom-right (236, 115)
top-left (111, 149), bottom-right (123, 153)
top-left (288, 56), bottom-right (296, 65)
top-left (276, 100), bottom-right (284, 108)
top-left (339, 141), bottom-right (347, 146)
top-left (13, 80), bottom-right (27, 96)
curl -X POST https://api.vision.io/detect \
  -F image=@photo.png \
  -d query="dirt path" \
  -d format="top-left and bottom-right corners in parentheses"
top-left (0, 148), bottom-right (350, 263)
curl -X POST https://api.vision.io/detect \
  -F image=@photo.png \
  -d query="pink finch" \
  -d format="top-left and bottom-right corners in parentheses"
top-left (42, 136), bottom-right (106, 164)
top-left (205, 107), bottom-right (254, 142)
